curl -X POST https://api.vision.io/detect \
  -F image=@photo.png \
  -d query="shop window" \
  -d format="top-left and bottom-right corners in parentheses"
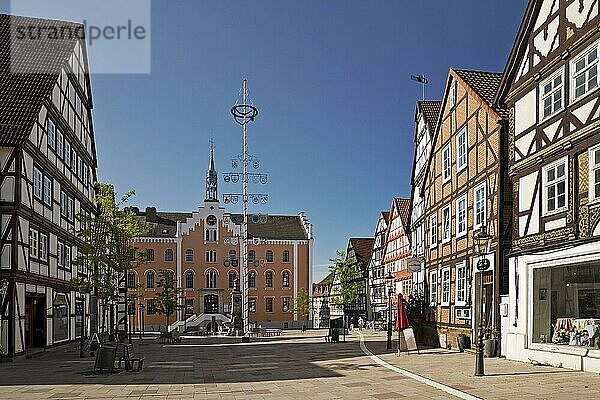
top-left (53, 294), bottom-right (69, 342)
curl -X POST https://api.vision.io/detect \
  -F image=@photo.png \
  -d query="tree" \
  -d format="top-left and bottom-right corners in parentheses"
top-left (329, 250), bottom-right (363, 340)
top-left (154, 269), bottom-right (182, 327)
top-left (289, 287), bottom-right (311, 329)
top-left (70, 183), bottom-right (147, 336)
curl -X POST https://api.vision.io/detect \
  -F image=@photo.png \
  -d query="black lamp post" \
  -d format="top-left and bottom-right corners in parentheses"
top-left (183, 296), bottom-right (188, 333)
top-left (385, 271), bottom-right (394, 350)
top-left (138, 302), bottom-right (145, 340)
top-left (78, 284), bottom-right (89, 358)
top-left (474, 224), bottom-right (491, 377)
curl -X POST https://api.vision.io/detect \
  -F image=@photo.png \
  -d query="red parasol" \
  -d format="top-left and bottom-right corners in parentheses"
top-left (395, 293), bottom-right (410, 331)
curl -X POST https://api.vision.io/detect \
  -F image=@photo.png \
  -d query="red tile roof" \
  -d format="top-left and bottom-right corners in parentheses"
top-left (394, 197), bottom-right (412, 233)
top-left (417, 100), bottom-right (442, 135)
top-left (349, 238), bottom-right (374, 265)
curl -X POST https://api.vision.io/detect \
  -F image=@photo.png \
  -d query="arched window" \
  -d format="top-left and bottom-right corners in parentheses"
top-left (266, 250), bottom-right (273, 262)
top-left (228, 271), bottom-right (237, 288)
top-left (282, 271), bottom-right (290, 288)
top-left (283, 250), bottom-right (290, 263)
top-left (185, 249), bottom-right (193, 262)
top-left (185, 270), bottom-right (194, 289)
top-left (265, 271), bottom-right (273, 288)
top-left (165, 249), bottom-right (173, 262)
top-left (249, 271), bottom-right (256, 288)
top-left (146, 271), bottom-right (155, 289)
top-left (127, 271), bottom-right (136, 288)
top-left (248, 250), bottom-right (255, 263)
top-left (206, 270), bottom-right (217, 288)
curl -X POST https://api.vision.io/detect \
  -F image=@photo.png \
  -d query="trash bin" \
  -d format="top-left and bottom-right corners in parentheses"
top-left (332, 328), bottom-right (339, 343)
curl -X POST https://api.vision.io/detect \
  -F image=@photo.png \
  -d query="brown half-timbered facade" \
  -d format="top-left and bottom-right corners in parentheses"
top-left (0, 14), bottom-right (98, 357)
top-left (422, 69), bottom-right (511, 348)
top-left (496, 0), bottom-right (600, 372)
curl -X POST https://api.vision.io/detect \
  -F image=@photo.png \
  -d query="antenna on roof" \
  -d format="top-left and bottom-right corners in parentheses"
top-left (411, 74), bottom-right (428, 100)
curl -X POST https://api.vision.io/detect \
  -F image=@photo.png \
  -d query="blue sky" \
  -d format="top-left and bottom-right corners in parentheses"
top-left (4, 0), bottom-right (527, 282)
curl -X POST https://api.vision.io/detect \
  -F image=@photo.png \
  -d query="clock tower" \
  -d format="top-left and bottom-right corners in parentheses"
top-left (205, 140), bottom-right (218, 202)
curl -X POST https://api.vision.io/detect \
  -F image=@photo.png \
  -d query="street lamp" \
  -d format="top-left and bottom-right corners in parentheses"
top-left (138, 302), bottom-right (145, 340)
top-left (183, 296), bottom-right (188, 333)
top-left (385, 271), bottom-right (394, 350)
top-left (474, 224), bottom-right (491, 376)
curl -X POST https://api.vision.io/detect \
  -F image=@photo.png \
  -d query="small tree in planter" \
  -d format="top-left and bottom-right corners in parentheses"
top-left (154, 269), bottom-right (183, 328)
top-left (329, 250), bottom-right (363, 341)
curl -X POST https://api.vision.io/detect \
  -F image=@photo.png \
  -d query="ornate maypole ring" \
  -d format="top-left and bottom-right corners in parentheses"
top-left (231, 104), bottom-right (259, 126)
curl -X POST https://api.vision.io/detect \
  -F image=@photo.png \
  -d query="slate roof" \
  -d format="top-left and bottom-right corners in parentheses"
top-left (417, 100), bottom-right (442, 134)
top-left (453, 69), bottom-right (508, 118)
top-left (133, 208), bottom-right (309, 240)
top-left (0, 14), bottom-right (81, 145)
top-left (394, 197), bottom-right (411, 233)
top-left (349, 238), bottom-right (374, 265)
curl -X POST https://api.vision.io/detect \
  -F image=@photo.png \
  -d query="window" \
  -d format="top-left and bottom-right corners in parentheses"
top-left (43, 176), bottom-right (52, 206)
top-left (283, 250), bottom-right (290, 263)
top-left (449, 81), bottom-right (457, 108)
top-left (429, 270), bottom-right (438, 306)
top-left (165, 249), bottom-right (174, 262)
top-left (185, 249), bottom-right (193, 262)
top-left (60, 191), bottom-right (68, 217)
top-left (456, 127), bottom-right (467, 171)
top-left (64, 140), bottom-right (71, 167)
top-left (47, 119), bottom-right (56, 149)
top-left (249, 298), bottom-right (256, 313)
top-left (543, 157), bottom-right (568, 215)
top-left (62, 244), bottom-right (71, 271)
top-left (205, 250), bottom-right (216, 263)
top-left (590, 145), bottom-right (600, 202)
top-left (72, 149), bottom-right (78, 176)
top-left (33, 168), bottom-right (42, 199)
top-left (441, 267), bottom-right (450, 306)
top-left (165, 270), bottom-right (174, 286)
top-left (455, 262), bottom-right (467, 306)
top-left (205, 229), bottom-right (217, 242)
top-left (185, 298), bottom-right (194, 315)
top-left (572, 44), bottom-right (598, 100)
top-left (456, 194), bottom-right (467, 238)
top-left (147, 248), bottom-right (155, 262)
top-left (248, 250), bottom-right (255, 263)
top-left (228, 271), bottom-right (236, 289)
top-left (266, 297), bottom-right (273, 313)
top-left (442, 143), bottom-right (452, 183)
top-left (185, 270), bottom-right (194, 289)
top-left (229, 250), bottom-right (237, 261)
top-left (473, 182), bottom-right (486, 229)
top-left (442, 205), bottom-right (451, 243)
top-left (429, 214), bottom-right (438, 248)
top-left (282, 297), bottom-right (290, 312)
top-left (57, 242), bottom-right (63, 268)
top-left (68, 197), bottom-right (74, 221)
top-left (266, 250), bottom-right (273, 262)
top-left (282, 271), bottom-right (290, 288)
top-left (29, 229), bottom-right (38, 258)
top-left (206, 270), bottom-right (217, 288)
top-left (127, 271), bottom-right (136, 289)
top-left (39, 233), bottom-right (47, 261)
top-left (146, 299), bottom-right (156, 315)
top-left (265, 271), bottom-right (273, 288)
top-left (56, 128), bottom-right (64, 159)
top-left (249, 271), bottom-right (256, 288)
top-left (541, 70), bottom-right (563, 119)
top-left (146, 271), bottom-right (155, 289)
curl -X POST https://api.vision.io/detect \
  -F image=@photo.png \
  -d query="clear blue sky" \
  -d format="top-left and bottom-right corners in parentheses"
top-left (3, 1), bottom-right (527, 283)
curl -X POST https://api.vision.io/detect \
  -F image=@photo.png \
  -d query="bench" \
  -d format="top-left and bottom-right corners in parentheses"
top-left (114, 343), bottom-right (144, 371)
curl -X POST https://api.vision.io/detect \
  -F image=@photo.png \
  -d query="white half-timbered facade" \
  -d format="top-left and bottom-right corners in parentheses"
top-left (496, 0), bottom-right (600, 372)
top-left (368, 211), bottom-right (389, 322)
top-left (0, 14), bottom-right (97, 357)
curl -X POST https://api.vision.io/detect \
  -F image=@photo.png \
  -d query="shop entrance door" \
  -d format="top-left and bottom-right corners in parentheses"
top-left (25, 297), bottom-right (46, 348)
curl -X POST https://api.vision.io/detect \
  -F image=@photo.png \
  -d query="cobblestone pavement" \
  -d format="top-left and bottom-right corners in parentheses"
top-left (0, 330), bottom-right (598, 399)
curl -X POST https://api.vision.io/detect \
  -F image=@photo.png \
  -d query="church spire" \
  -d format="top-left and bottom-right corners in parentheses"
top-left (205, 139), bottom-right (218, 202)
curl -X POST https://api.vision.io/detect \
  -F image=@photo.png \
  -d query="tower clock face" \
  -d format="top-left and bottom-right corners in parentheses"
top-left (206, 215), bottom-right (217, 226)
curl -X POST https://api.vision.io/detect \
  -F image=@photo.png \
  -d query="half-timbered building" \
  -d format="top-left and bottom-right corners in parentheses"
top-left (422, 69), bottom-right (511, 348)
top-left (368, 211), bottom-right (389, 323)
top-left (496, 0), bottom-right (600, 372)
top-left (410, 100), bottom-right (442, 297)
top-left (312, 273), bottom-right (332, 329)
top-left (0, 14), bottom-right (98, 357)
top-left (382, 198), bottom-right (412, 296)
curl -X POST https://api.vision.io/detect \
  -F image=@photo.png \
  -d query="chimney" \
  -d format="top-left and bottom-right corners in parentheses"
top-left (146, 206), bottom-right (157, 222)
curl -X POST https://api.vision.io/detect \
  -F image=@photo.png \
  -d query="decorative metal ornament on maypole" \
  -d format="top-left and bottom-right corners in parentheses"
top-left (228, 79), bottom-right (263, 335)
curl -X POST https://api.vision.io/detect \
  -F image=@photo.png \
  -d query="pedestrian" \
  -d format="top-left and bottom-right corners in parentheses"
top-left (358, 317), bottom-right (364, 331)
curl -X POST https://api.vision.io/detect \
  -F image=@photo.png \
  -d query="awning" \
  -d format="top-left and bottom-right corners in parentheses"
top-left (394, 270), bottom-right (412, 282)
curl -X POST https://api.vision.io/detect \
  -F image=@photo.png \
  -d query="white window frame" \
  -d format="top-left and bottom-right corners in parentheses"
top-left (442, 143), bottom-right (452, 183)
top-left (64, 140), bottom-right (71, 168)
top-left (57, 242), bottom-right (64, 268)
top-left (185, 249), bottom-right (193, 262)
top-left (429, 270), bottom-right (437, 306)
top-left (56, 128), bottom-right (64, 159)
top-left (43, 176), bottom-right (52, 206)
top-left (456, 194), bottom-right (467, 238)
top-left (456, 126), bottom-right (468, 172)
top-left (456, 308), bottom-right (471, 320)
top-left (33, 167), bottom-right (42, 199)
top-left (571, 41), bottom-right (599, 102)
top-left (60, 191), bottom-right (68, 218)
top-left (39, 233), bottom-right (48, 262)
top-left (542, 156), bottom-right (569, 216)
top-left (449, 81), bottom-right (457, 108)
top-left (590, 144), bottom-right (600, 204)
top-left (47, 119), bottom-right (56, 150)
top-left (473, 182), bottom-right (487, 230)
top-left (441, 267), bottom-right (450, 306)
top-left (442, 204), bottom-right (451, 244)
top-left (29, 229), bottom-right (38, 258)
top-left (429, 214), bottom-right (438, 248)
top-left (540, 68), bottom-right (564, 121)
top-left (455, 262), bottom-right (467, 306)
